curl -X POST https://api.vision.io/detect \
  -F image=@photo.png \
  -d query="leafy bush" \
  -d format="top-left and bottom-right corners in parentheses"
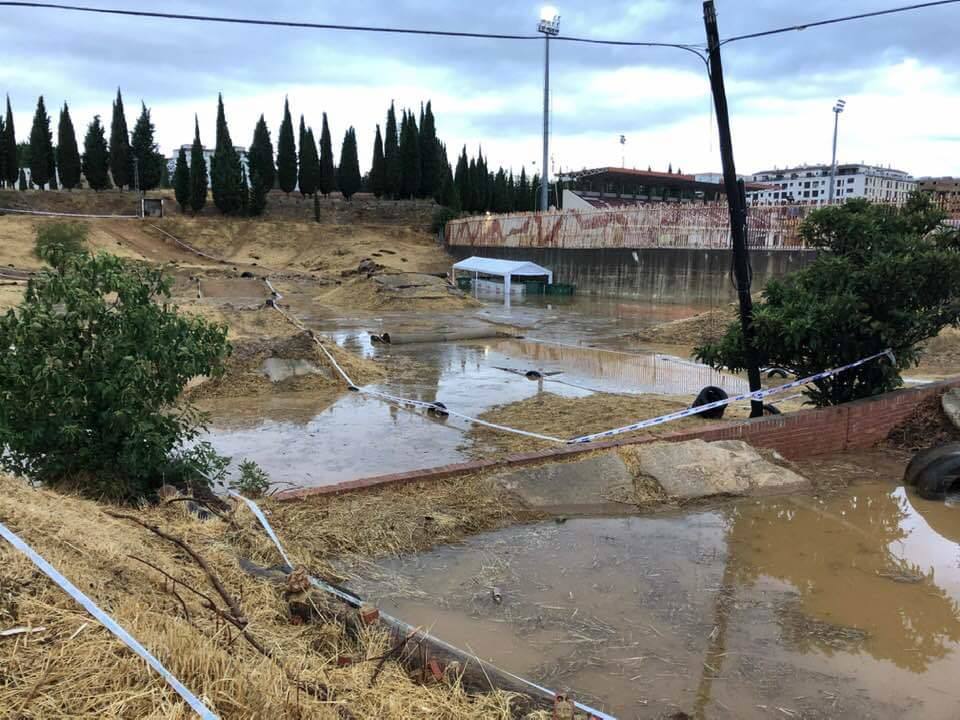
top-left (696, 194), bottom-right (960, 406)
top-left (431, 206), bottom-right (459, 235)
top-left (0, 227), bottom-right (231, 500)
top-left (34, 221), bottom-right (87, 258)
top-left (229, 459), bottom-right (271, 498)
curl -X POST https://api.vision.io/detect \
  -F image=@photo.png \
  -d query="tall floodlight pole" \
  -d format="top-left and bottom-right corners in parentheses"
top-left (703, 0), bottom-right (764, 418)
top-left (827, 99), bottom-right (846, 204)
top-left (538, 7), bottom-right (560, 212)
top-left (620, 134), bottom-right (627, 168)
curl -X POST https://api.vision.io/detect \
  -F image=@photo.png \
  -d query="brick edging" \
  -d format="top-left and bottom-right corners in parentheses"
top-left (277, 376), bottom-right (960, 501)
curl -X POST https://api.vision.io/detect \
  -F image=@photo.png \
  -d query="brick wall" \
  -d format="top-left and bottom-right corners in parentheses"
top-left (279, 377), bottom-right (960, 501)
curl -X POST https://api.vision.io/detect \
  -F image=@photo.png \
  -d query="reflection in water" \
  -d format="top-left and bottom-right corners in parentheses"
top-left (350, 452), bottom-right (960, 719)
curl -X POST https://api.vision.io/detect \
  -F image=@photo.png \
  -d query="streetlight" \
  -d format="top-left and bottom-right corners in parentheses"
top-left (537, 6), bottom-right (560, 212)
top-left (827, 98), bottom-right (846, 204)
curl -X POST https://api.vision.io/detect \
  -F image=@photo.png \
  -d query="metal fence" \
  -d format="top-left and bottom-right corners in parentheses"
top-left (446, 202), bottom-right (814, 251)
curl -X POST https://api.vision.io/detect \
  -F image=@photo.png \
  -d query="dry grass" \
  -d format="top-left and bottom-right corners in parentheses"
top-left (629, 305), bottom-right (736, 347)
top-left (0, 473), bottom-right (546, 719)
top-left (318, 275), bottom-right (479, 312)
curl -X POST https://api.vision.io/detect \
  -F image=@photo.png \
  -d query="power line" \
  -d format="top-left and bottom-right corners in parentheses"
top-left (721, 0), bottom-right (960, 45)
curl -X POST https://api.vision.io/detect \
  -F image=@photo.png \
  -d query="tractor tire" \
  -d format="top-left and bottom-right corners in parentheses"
top-left (692, 386), bottom-right (729, 420)
top-left (904, 443), bottom-right (960, 487)
top-left (914, 452), bottom-right (960, 501)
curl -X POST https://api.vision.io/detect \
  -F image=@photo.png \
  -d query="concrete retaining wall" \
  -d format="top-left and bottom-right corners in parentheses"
top-left (446, 245), bottom-right (817, 303)
top-left (279, 376), bottom-right (960, 501)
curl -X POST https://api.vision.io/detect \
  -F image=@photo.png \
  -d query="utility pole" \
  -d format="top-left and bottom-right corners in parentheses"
top-left (827, 99), bottom-right (846, 204)
top-left (538, 9), bottom-right (560, 212)
top-left (703, 0), bottom-right (764, 418)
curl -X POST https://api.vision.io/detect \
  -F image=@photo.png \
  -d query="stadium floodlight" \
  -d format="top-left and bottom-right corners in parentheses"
top-left (537, 8), bottom-right (560, 211)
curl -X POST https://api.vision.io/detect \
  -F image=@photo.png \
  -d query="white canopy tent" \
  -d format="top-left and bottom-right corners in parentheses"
top-left (452, 256), bottom-right (553, 305)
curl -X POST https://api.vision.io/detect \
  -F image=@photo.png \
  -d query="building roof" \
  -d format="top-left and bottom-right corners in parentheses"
top-left (562, 166), bottom-right (695, 182)
top-left (453, 256), bottom-right (552, 278)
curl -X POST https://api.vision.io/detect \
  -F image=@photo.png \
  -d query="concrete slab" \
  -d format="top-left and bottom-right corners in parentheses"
top-left (493, 453), bottom-right (633, 514)
top-left (943, 389), bottom-right (960, 432)
top-left (259, 357), bottom-right (327, 383)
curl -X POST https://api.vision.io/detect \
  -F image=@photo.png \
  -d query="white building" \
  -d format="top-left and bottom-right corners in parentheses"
top-left (746, 163), bottom-right (917, 206)
top-left (166, 145), bottom-right (249, 188)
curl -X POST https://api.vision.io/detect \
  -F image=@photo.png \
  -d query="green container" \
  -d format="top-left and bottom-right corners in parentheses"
top-left (522, 280), bottom-right (546, 295)
top-left (456, 277), bottom-right (472, 291)
top-left (545, 283), bottom-right (576, 296)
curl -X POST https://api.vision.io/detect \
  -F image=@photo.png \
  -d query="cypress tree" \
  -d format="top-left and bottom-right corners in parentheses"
top-left (506, 171), bottom-right (516, 212)
top-left (56, 103), bottom-right (81, 190)
top-left (297, 116), bottom-right (310, 196)
top-left (249, 166), bottom-right (268, 216)
top-left (0, 115), bottom-right (5, 187)
top-left (173, 146), bottom-right (190, 210)
top-left (130, 102), bottom-right (165, 191)
top-left (337, 127), bottom-right (361, 200)
top-left (276, 98), bottom-right (297, 194)
top-left (418, 100), bottom-right (439, 198)
top-left (454, 147), bottom-right (470, 213)
top-left (28, 96), bottom-right (53, 190)
top-left (189, 116), bottom-right (207, 213)
top-left (18, 168), bottom-right (27, 191)
top-left (433, 142), bottom-right (448, 204)
top-left (518, 167), bottom-right (529, 211)
top-left (492, 168), bottom-right (508, 213)
top-left (369, 124), bottom-right (385, 198)
top-left (159, 162), bottom-right (170, 189)
top-left (2, 97), bottom-right (17, 188)
top-left (467, 157), bottom-right (479, 211)
top-left (383, 102), bottom-right (400, 199)
top-left (399, 110), bottom-right (421, 200)
top-left (248, 114), bottom-right (275, 192)
top-left (211, 94), bottom-right (244, 214)
top-left (530, 173), bottom-right (540, 211)
top-left (240, 166), bottom-right (250, 216)
top-left (440, 162), bottom-right (459, 210)
top-left (109, 88), bottom-right (132, 189)
top-left (318, 113), bottom-right (335, 197)
top-left (81, 115), bottom-right (111, 191)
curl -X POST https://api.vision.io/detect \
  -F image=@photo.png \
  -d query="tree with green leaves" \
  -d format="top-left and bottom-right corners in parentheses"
top-left (399, 110), bottom-right (421, 200)
top-left (173, 147), bottom-right (189, 210)
top-left (240, 166), bottom-right (250, 216)
top-left (248, 114), bottom-right (275, 193)
top-left (249, 167), bottom-right (268, 217)
top-left (517, 167), bottom-right (530, 211)
top-left (109, 88), bottom-right (132, 189)
top-left (439, 162), bottom-right (459, 210)
top-left (129, 102), bottom-right (165, 191)
top-left (369, 124), bottom-right (385, 199)
top-left (81, 115), bottom-right (111, 191)
top-left (297, 117), bottom-right (319, 197)
top-left (189, 116), bottom-right (207, 214)
top-left (276, 98), bottom-right (297, 194)
top-left (0, 223), bottom-right (230, 500)
top-left (337, 126), bottom-right (361, 200)
top-left (2, 97), bottom-right (17, 188)
top-left (384, 101), bottom-right (400, 199)
top-left (210, 95), bottom-right (244, 215)
top-left (491, 168), bottom-right (509, 213)
top-left (454, 147), bottom-right (470, 213)
top-left (433, 142), bottom-right (449, 204)
top-left (529, 173), bottom-right (540, 212)
top-left (28, 96), bottom-right (54, 190)
top-left (418, 100), bottom-right (440, 199)
top-left (697, 195), bottom-right (960, 406)
top-left (56, 103), bottom-right (81, 190)
top-left (318, 112), bottom-right (335, 197)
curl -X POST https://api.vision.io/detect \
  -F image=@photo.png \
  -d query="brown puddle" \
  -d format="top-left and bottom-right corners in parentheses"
top-left (348, 450), bottom-right (960, 719)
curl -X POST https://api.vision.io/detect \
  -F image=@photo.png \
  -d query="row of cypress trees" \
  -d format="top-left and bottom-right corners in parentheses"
top-left (0, 90), bottom-right (543, 216)
top-left (0, 91), bottom-right (165, 193)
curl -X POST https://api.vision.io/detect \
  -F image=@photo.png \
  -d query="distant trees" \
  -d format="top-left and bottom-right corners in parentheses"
top-left (109, 89), bottom-right (132, 190)
top-left (248, 115), bottom-right (275, 192)
top-left (318, 113), bottom-right (335, 197)
top-left (297, 116), bottom-right (319, 197)
top-left (2, 97), bottom-right (15, 188)
top-left (28, 96), bottom-right (54, 190)
top-left (210, 94), bottom-right (244, 214)
top-left (81, 115), bottom-right (111, 191)
top-left (337, 127), bottom-right (361, 200)
top-left (56, 103), bottom-right (81, 190)
top-left (384, 101), bottom-right (400, 199)
top-left (130, 102), bottom-right (165, 191)
top-left (276, 98), bottom-right (297, 194)
top-left (369, 124), bottom-right (385, 199)
top-left (398, 110), bottom-right (420, 199)
top-left (189, 116), bottom-right (207, 214)
top-left (173, 147), bottom-right (189, 211)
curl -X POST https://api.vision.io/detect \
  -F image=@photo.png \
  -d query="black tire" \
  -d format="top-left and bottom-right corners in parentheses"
top-left (763, 403), bottom-right (782, 415)
top-left (904, 443), bottom-right (960, 487)
top-left (915, 453), bottom-right (960, 500)
top-left (692, 386), bottom-right (729, 420)
top-left (766, 368), bottom-right (789, 379)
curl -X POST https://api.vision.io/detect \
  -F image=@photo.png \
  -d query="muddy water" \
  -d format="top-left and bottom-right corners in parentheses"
top-left (201, 296), bottom-right (742, 487)
top-left (349, 452), bottom-right (960, 719)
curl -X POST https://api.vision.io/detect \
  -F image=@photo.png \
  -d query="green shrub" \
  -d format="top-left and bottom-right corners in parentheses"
top-left (229, 459), bottom-right (271, 498)
top-left (696, 194), bottom-right (960, 406)
top-left (34, 222), bottom-right (87, 259)
top-left (0, 232), bottom-right (231, 501)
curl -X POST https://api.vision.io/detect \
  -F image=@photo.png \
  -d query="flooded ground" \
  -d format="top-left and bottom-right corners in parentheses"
top-left (349, 451), bottom-right (960, 719)
top-left (198, 295), bottom-right (745, 487)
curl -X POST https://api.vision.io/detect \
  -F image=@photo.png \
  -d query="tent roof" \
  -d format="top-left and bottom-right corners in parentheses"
top-left (453, 256), bottom-right (552, 277)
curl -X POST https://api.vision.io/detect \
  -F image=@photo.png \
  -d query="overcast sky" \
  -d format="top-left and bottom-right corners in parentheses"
top-left (1, 0), bottom-right (958, 177)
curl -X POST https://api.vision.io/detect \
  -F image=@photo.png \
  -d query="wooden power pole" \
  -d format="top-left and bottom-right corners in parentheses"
top-left (703, 0), bottom-right (764, 418)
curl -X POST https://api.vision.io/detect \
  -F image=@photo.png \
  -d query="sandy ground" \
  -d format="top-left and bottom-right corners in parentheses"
top-left (318, 273), bottom-right (480, 312)
top-left (0, 472), bottom-right (544, 719)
